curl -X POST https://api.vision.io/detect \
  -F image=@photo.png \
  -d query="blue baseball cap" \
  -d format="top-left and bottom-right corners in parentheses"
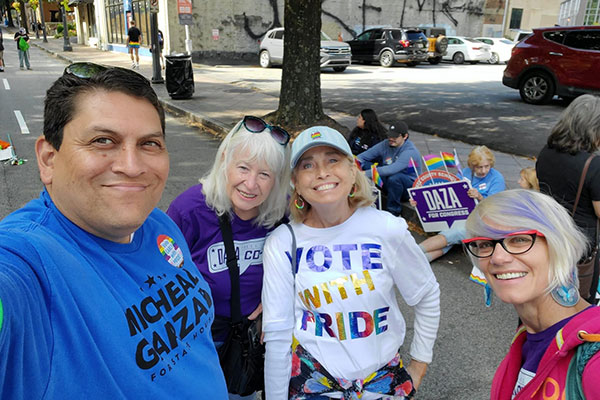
top-left (291, 126), bottom-right (352, 168)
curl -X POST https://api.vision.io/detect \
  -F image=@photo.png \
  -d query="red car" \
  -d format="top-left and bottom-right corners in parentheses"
top-left (503, 26), bottom-right (600, 105)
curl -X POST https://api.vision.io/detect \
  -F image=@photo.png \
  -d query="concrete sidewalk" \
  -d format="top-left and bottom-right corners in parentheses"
top-left (30, 36), bottom-right (535, 190)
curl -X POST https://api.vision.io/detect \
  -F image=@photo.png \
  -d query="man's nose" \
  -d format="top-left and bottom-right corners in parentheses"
top-left (112, 145), bottom-right (146, 176)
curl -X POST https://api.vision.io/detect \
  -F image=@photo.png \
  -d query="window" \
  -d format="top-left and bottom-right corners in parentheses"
top-left (374, 30), bottom-right (385, 40)
top-left (544, 30), bottom-right (566, 44)
top-left (390, 30), bottom-right (402, 40)
top-left (509, 8), bottom-right (523, 30)
top-left (584, 0), bottom-right (600, 25)
top-left (273, 30), bottom-right (283, 40)
top-left (357, 31), bottom-right (373, 41)
top-left (86, 4), bottom-right (97, 38)
top-left (564, 30), bottom-right (600, 50)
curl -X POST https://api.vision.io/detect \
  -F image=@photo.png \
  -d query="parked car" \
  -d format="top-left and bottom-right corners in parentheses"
top-left (420, 26), bottom-right (448, 64)
top-left (474, 37), bottom-right (514, 64)
top-left (511, 30), bottom-right (533, 43)
top-left (503, 26), bottom-right (600, 105)
top-left (443, 36), bottom-right (491, 64)
top-left (258, 27), bottom-right (351, 72)
top-left (346, 28), bottom-right (429, 67)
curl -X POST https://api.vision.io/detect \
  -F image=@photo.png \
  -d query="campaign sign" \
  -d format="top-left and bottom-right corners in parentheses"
top-left (408, 180), bottom-right (476, 232)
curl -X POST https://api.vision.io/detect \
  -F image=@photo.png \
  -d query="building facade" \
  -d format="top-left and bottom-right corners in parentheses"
top-left (67, 0), bottom-right (565, 61)
top-left (559, 0), bottom-right (600, 26)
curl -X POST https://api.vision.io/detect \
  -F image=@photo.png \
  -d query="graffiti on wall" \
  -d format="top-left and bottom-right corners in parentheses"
top-left (242, 0), bottom-right (282, 39)
top-left (241, 0), bottom-right (485, 41)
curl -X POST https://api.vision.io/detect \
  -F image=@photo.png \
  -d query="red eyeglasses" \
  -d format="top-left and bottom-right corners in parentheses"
top-left (462, 230), bottom-right (545, 258)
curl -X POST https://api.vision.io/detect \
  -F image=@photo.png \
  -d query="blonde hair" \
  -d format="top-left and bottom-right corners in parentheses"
top-left (519, 167), bottom-right (539, 191)
top-left (201, 119), bottom-right (291, 228)
top-left (289, 154), bottom-right (375, 223)
top-left (467, 145), bottom-right (495, 169)
top-left (465, 189), bottom-right (588, 292)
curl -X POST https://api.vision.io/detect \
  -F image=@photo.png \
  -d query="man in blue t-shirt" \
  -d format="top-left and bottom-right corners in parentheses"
top-left (357, 121), bottom-right (422, 216)
top-left (0, 65), bottom-right (228, 399)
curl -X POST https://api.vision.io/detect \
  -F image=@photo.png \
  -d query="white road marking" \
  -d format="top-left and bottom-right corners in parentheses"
top-left (14, 110), bottom-right (30, 134)
top-left (2, 79), bottom-right (9, 90)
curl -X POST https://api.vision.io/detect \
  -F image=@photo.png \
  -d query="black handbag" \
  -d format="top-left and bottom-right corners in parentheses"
top-left (216, 214), bottom-right (265, 396)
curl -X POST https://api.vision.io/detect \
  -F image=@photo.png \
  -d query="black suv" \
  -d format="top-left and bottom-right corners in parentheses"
top-left (347, 28), bottom-right (429, 67)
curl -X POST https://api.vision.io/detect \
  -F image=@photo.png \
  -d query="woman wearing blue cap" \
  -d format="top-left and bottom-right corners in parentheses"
top-left (261, 126), bottom-right (441, 399)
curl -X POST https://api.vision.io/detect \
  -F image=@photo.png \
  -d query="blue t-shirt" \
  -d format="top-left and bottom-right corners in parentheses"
top-left (463, 167), bottom-right (506, 198)
top-left (0, 191), bottom-right (228, 399)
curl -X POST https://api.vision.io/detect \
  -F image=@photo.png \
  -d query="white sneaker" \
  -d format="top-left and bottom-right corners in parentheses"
top-left (131, 62), bottom-right (136, 69)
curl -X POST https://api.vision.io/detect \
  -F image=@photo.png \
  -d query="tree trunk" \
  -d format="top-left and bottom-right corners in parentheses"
top-left (270, 0), bottom-right (324, 129)
top-left (19, 0), bottom-right (28, 33)
top-left (4, 0), bottom-right (15, 27)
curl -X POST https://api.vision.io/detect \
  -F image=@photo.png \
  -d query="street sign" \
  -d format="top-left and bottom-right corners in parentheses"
top-left (178, 0), bottom-right (193, 25)
top-left (150, 0), bottom-right (159, 13)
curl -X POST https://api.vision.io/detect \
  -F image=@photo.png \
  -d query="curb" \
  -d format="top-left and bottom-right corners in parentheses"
top-left (31, 40), bottom-right (422, 229)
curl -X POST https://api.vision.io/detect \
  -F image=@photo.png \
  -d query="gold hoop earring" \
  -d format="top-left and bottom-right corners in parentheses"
top-left (348, 184), bottom-right (356, 198)
top-left (294, 195), bottom-right (305, 210)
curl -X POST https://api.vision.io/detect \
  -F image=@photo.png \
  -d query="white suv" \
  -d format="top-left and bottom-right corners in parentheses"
top-left (259, 27), bottom-right (352, 72)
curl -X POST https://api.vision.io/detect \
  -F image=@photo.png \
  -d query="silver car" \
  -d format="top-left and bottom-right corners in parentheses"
top-left (259, 27), bottom-right (352, 72)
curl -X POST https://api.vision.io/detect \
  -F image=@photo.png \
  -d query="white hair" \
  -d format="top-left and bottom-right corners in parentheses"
top-left (465, 189), bottom-right (588, 292)
top-left (201, 119), bottom-right (290, 228)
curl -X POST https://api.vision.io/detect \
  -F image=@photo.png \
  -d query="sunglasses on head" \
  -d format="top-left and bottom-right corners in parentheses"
top-left (238, 116), bottom-right (290, 146)
top-left (63, 62), bottom-right (140, 80)
top-left (462, 230), bottom-right (545, 258)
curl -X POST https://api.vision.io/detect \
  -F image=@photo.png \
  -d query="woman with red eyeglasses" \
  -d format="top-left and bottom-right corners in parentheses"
top-left (463, 189), bottom-right (600, 400)
top-left (167, 116), bottom-right (291, 399)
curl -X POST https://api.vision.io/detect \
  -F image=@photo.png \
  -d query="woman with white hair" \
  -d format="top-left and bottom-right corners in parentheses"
top-left (167, 116), bottom-right (290, 399)
top-left (262, 126), bottom-right (440, 399)
top-left (463, 189), bottom-right (600, 399)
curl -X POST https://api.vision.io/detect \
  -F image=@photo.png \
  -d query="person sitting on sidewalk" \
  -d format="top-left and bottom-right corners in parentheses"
top-left (415, 145), bottom-right (506, 262)
top-left (357, 120), bottom-right (422, 216)
top-left (127, 20), bottom-right (142, 69)
top-left (347, 108), bottom-right (387, 155)
top-left (518, 166), bottom-right (539, 191)
top-left (13, 27), bottom-right (31, 70)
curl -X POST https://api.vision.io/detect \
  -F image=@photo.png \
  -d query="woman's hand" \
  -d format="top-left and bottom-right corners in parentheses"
top-left (467, 188), bottom-right (483, 201)
top-left (409, 198), bottom-right (417, 207)
top-left (247, 303), bottom-right (263, 320)
top-left (406, 359), bottom-right (428, 390)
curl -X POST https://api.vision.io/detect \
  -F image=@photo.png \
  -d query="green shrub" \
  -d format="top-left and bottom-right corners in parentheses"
top-left (56, 23), bottom-right (63, 34)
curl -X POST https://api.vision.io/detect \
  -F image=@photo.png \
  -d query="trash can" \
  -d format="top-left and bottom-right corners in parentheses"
top-left (165, 54), bottom-right (195, 99)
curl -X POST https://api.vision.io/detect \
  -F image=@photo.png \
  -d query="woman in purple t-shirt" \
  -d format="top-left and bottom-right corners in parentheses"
top-left (463, 190), bottom-right (600, 400)
top-left (167, 116), bottom-right (290, 399)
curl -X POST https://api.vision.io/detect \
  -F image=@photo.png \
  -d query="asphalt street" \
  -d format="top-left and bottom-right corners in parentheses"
top-left (0, 43), bottom-right (519, 400)
top-left (197, 62), bottom-right (567, 158)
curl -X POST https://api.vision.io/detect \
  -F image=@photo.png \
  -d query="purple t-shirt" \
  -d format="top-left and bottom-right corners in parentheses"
top-left (167, 184), bottom-right (269, 320)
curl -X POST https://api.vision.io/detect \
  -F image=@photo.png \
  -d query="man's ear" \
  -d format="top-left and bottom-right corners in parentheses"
top-left (36, 136), bottom-right (56, 186)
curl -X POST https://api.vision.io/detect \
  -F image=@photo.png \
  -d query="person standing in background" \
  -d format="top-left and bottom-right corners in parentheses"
top-left (126, 20), bottom-right (142, 69)
top-left (13, 27), bottom-right (31, 70)
top-left (536, 94), bottom-right (600, 304)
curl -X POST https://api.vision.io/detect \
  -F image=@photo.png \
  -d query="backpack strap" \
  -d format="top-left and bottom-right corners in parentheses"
top-left (565, 330), bottom-right (600, 399)
top-left (284, 223), bottom-right (297, 275)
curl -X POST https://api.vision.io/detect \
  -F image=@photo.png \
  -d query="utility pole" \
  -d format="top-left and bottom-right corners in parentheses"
top-left (38, 0), bottom-right (48, 42)
top-left (149, 0), bottom-right (163, 84)
top-left (61, 4), bottom-right (72, 51)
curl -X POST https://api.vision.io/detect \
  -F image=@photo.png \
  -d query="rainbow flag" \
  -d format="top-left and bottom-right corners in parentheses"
top-left (371, 164), bottom-right (383, 188)
top-left (440, 152), bottom-right (456, 167)
top-left (408, 158), bottom-right (417, 168)
top-left (453, 149), bottom-right (464, 178)
top-left (423, 154), bottom-right (445, 170)
top-left (311, 131), bottom-right (322, 140)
